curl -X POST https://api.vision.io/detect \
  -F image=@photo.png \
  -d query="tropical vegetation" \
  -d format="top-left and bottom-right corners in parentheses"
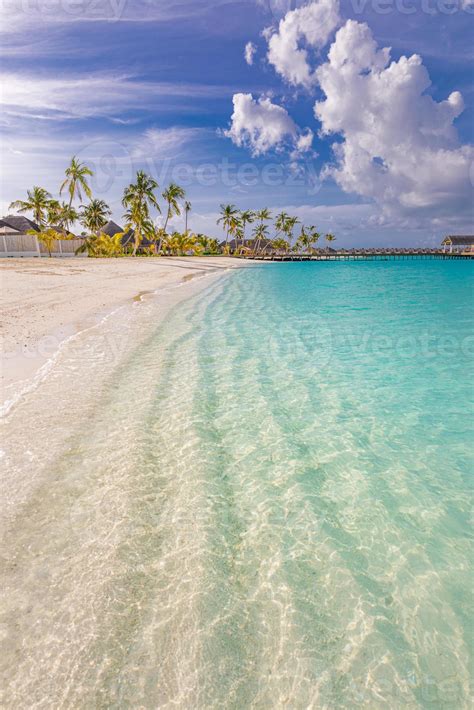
top-left (8, 158), bottom-right (336, 258)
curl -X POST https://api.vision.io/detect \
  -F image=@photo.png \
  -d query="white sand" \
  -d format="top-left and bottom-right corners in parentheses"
top-left (0, 256), bottom-right (255, 393)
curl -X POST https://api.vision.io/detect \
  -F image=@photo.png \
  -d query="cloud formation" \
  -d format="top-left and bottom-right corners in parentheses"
top-left (315, 20), bottom-right (474, 226)
top-left (266, 0), bottom-right (340, 87)
top-left (0, 72), bottom-right (238, 123)
top-left (224, 92), bottom-right (313, 156)
top-left (244, 42), bottom-right (257, 65)
top-left (226, 3), bottom-right (473, 229)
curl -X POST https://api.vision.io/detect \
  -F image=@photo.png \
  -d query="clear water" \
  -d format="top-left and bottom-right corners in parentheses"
top-left (1, 260), bottom-right (473, 708)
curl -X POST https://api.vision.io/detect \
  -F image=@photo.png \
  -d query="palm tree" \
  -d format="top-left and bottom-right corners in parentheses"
top-left (27, 227), bottom-right (65, 257)
top-left (296, 227), bottom-right (308, 253)
top-left (309, 227), bottom-right (321, 251)
top-left (45, 199), bottom-right (61, 226)
top-left (122, 204), bottom-right (154, 256)
top-left (162, 183), bottom-right (186, 232)
top-left (239, 209), bottom-right (255, 249)
top-left (195, 234), bottom-right (210, 253)
top-left (80, 199), bottom-right (111, 235)
top-left (9, 186), bottom-right (52, 226)
top-left (44, 200), bottom-right (78, 231)
top-left (273, 237), bottom-right (290, 255)
top-left (229, 215), bottom-right (243, 252)
top-left (253, 208), bottom-right (272, 254)
top-left (233, 224), bottom-right (246, 254)
top-left (57, 203), bottom-right (79, 232)
top-left (274, 211), bottom-right (289, 238)
top-left (284, 216), bottom-right (299, 247)
top-left (184, 200), bottom-right (192, 234)
top-left (325, 233), bottom-right (336, 250)
top-left (217, 204), bottom-right (239, 248)
top-left (167, 231), bottom-right (197, 256)
top-left (60, 157), bottom-right (93, 208)
top-left (253, 222), bottom-right (269, 255)
top-left (208, 238), bottom-right (220, 254)
top-left (76, 232), bottom-right (123, 258)
top-left (122, 171), bottom-right (160, 256)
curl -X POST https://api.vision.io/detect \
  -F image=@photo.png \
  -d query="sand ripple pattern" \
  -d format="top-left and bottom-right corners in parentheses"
top-left (0, 261), bottom-right (472, 708)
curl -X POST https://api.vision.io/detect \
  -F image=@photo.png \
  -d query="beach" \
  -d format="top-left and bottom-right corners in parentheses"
top-left (0, 259), bottom-right (472, 708)
top-left (0, 257), bottom-right (249, 394)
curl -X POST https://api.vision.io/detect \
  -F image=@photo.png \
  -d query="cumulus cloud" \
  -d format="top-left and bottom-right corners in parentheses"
top-left (266, 0), bottom-right (340, 87)
top-left (315, 20), bottom-right (474, 226)
top-left (224, 92), bottom-right (313, 156)
top-left (296, 129), bottom-right (314, 153)
top-left (244, 41), bottom-right (257, 65)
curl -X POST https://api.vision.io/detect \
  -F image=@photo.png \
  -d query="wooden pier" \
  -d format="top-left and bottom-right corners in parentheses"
top-left (239, 250), bottom-right (473, 262)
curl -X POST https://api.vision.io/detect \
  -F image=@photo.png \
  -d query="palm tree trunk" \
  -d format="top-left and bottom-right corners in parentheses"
top-left (68, 184), bottom-right (74, 210)
top-left (163, 205), bottom-right (171, 233)
top-left (133, 221), bottom-right (141, 257)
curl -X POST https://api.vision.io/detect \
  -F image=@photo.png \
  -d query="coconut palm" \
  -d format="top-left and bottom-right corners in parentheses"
top-left (167, 231), bottom-right (197, 256)
top-left (309, 227), bottom-right (321, 249)
top-left (162, 184), bottom-right (186, 232)
top-left (60, 157), bottom-right (93, 208)
top-left (233, 224), bottom-right (246, 254)
top-left (122, 171), bottom-right (160, 256)
top-left (253, 222), bottom-right (269, 255)
top-left (253, 208), bottom-right (272, 254)
top-left (80, 199), bottom-right (111, 235)
top-left (239, 209), bottom-right (255, 249)
top-left (274, 211), bottom-right (289, 238)
top-left (57, 203), bottom-right (79, 231)
top-left (76, 232), bottom-right (123, 258)
top-left (184, 200), bottom-right (192, 233)
top-left (325, 233), bottom-right (336, 250)
top-left (217, 204), bottom-right (239, 248)
top-left (297, 227), bottom-right (313, 253)
top-left (122, 204), bottom-right (155, 255)
top-left (9, 186), bottom-right (52, 226)
top-left (228, 215), bottom-right (243, 252)
top-left (195, 234), bottom-right (211, 253)
top-left (44, 200), bottom-right (78, 231)
top-left (273, 237), bottom-right (290, 254)
top-left (284, 216), bottom-right (299, 246)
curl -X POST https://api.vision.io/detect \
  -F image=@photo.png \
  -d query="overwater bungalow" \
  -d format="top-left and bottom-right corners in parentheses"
top-left (442, 235), bottom-right (474, 254)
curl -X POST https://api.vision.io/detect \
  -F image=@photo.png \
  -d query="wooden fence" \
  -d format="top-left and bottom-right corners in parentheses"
top-left (0, 233), bottom-right (85, 257)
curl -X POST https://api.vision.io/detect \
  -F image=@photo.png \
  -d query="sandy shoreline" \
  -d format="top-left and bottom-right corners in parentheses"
top-left (0, 256), bottom-right (255, 394)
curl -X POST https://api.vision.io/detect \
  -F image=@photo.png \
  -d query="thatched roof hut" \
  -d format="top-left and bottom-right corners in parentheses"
top-left (101, 220), bottom-right (124, 237)
top-left (442, 235), bottom-right (474, 253)
top-left (101, 220), bottom-right (153, 249)
top-left (0, 215), bottom-right (40, 234)
top-left (442, 235), bottom-right (474, 246)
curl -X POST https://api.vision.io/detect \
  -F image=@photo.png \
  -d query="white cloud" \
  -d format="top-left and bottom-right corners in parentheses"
top-left (223, 92), bottom-right (312, 156)
top-left (244, 42), bottom-right (257, 65)
top-left (131, 127), bottom-right (203, 158)
top-left (314, 20), bottom-right (474, 227)
top-left (0, 0), bottom-right (234, 34)
top-left (266, 0), bottom-right (340, 87)
top-left (0, 72), bottom-right (237, 123)
top-left (296, 129), bottom-right (314, 153)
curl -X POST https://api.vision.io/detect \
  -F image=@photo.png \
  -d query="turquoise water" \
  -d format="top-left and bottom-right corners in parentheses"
top-left (1, 260), bottom-right (473, 708)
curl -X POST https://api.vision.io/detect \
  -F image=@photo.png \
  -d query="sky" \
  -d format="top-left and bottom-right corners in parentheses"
top-left (1, 0), bottom-right (473, 246)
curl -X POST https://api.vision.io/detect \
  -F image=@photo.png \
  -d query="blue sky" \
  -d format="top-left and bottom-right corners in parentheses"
top-left (1, 0), bottom-right (473, 246)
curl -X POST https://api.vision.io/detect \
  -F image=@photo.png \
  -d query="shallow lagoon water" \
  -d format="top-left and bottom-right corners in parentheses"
top-left (1, 260), bottom-right (472, 708)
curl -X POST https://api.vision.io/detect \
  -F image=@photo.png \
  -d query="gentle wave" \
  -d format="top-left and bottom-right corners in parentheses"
top-left (0, 260), bottom-right (472, 708)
